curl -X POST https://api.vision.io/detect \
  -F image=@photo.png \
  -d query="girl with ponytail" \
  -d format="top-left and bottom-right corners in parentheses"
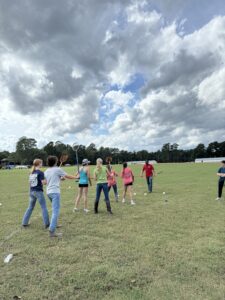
top-left (121, 162), bottom-right (135, 205)
top-left (22, 159), bottom-right (50, 228)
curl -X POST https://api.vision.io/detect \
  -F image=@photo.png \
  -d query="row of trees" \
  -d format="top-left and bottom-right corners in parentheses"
top-left (0, 137), bottom-right (225, 165)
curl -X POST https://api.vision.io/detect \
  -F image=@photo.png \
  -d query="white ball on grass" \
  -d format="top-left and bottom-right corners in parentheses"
top-left (163, 192), bottom-right (166, 195)
top-left (144, 193), bottom-right (147, 196)
top-left (133, 192), bottom-right (136, 195)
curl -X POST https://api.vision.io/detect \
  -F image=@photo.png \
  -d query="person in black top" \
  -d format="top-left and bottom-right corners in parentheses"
top-left (215, 160), bottom-right (225, 200)
top-left (22, 159), bottom-right (50, 227)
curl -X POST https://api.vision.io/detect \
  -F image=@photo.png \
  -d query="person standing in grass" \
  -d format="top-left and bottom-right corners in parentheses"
top-left (44, 156), bottom-right (76, 238)
top-left (93, 158), bottom-right (112, 214)
top-left (140, 160), bottom-right (155, 193)
top-left (121, 162), bottom-right (135, 205)
top-left (107, 164), bottom-right (119, 202)
top-left (73, 158), bottom-right (92, 213)
top-left (22, 159), bottom-right (50, 228)
top-left (215, 160), bottom-right (225, 200)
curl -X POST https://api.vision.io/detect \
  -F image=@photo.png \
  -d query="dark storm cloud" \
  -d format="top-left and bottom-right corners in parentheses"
top-left (0, 0), bottom-right (128, 113)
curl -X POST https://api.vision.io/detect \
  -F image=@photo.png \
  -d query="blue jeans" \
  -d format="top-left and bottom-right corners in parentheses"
top-left (47, 193), bottom-right (60, 233)
top-left (146, 176), bottom-right (153, 192)
top-left (95, 183), bottom-right (112, 212)
top-left (108, 184), bottom-right (118, 199)
top-left (22, 191), bottom-right (49, 226)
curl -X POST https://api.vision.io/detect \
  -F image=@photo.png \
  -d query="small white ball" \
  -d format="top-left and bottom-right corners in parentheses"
top-left (144, 193), bottom-right (147, 196)
top-left (68, 186), bottom-right (71, 189)
top-left (0, 203), bottom-right (2, 206)
top-left (133, 192), bottom-right (136, 195)
top-left (163, 192), bottom-right (166, 195)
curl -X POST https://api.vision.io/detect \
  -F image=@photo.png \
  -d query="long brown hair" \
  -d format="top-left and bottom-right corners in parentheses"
top-left (31, 159), bottom-right (43, 173)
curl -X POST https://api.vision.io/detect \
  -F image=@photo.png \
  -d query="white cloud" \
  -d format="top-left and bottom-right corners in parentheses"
top-left (0, 1), bottom-right (225, 152)
top-left (198, 67), bottom-right (225, 107)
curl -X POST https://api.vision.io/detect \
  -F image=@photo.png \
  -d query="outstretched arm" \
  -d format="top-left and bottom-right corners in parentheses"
top-left (64, 174), bottom-right (78, 180)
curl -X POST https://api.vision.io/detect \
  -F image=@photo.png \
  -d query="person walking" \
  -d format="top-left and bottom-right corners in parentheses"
top-left (121, 162), bottom-right (135, 205)
top-left (215, 160), bottom-right (225, 200)
top-left (141, 160), bottom-right (155, 193)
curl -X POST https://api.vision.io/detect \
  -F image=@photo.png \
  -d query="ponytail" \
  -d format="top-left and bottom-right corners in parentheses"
top-left (122, 162), bottom-right (127, 176)
top-left (31, 159), bottom-right (43, 174)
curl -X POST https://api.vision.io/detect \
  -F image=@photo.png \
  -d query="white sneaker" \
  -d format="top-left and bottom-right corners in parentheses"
top-left (73, 207), bottom-right (79, 212)
top-left (84, 208), bottom-right (89, 213)
top-left (131, 200), bottom-right (136, 205)
top-left (215, 197), bottom-right (221, 201)
top-left (122, 199), bottom-right (126, 203)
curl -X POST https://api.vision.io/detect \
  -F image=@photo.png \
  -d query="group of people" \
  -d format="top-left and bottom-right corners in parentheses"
top-left (22, 156), bottom-right (155, 238)
top-left (21, 156), bottom-right (225, 238)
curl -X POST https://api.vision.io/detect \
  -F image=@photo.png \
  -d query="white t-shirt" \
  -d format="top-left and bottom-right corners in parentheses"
top-left (44, 167), bottom-right (67, 194)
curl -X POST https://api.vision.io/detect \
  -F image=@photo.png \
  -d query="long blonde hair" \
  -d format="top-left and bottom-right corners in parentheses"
top-left (96, 158), bottom-right (103, 171)
top-left (31, 159), bottom-right (43, 173)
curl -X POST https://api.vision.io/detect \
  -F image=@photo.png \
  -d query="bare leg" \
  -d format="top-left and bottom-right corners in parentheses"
top-left (83, 187), bottom-right (88, 210)
top-left (75, 188), bottom-right (83, 209)
top-left (122, 185), bottom-right (127, 202)
top-left (128, 185), bottom-right (133, 201)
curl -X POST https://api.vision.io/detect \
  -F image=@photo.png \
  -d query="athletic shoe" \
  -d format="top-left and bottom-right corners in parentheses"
top-left (215, 197), bottom-right (221, 201)
top-left (84, 208), bottom-right (89, 213)
top-left (131, 200), bottom-right (136, 205)
top-left (49, 231), bottom-right (62, 238)
top-left (122, 199), bottom-right (126, 203)
top-left (73, 207), bottom-right (79, 212)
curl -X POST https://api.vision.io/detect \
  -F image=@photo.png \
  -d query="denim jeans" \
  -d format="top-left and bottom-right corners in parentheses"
top-left (96, 183), bottom-right (110, 203)
top-left (218, 181), bottom-right (224, 197)
top-left (22, 190), bottom-right (49, 226)
top-left (146, 176), bottom-right (153, 192)
top-left (47, 193), bottom-right (60, 233)
top-left (108, 184), bottom-right (118, 199)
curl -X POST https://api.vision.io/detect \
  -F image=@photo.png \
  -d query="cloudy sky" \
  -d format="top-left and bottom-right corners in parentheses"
top-left (1, 0), bottom-right (225, 152)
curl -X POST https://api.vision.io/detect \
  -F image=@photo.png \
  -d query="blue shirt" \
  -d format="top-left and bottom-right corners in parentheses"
top-left (79, 168), bottom-right (88, 185)
top-left (218, 167), bottom-right (225, 182)
top-left (29, 170), bottom-right (44, 192)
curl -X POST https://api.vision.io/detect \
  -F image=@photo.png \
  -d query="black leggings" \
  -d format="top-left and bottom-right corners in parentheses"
top-left (218, 181), bottom-right (224, 198)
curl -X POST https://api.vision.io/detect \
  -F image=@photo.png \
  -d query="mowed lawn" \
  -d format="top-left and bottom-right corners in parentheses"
top-left (0, 163), bottom-right (225, 300)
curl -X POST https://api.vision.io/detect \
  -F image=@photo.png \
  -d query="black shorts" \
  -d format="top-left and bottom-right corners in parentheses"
top-left (79, 184), bottom-right (88, 188)
top-left (125, 182), bottom-right (133, 187)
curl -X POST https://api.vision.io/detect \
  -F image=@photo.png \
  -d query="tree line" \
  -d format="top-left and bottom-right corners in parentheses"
top-left (0, 137), bottom-right (225, 165)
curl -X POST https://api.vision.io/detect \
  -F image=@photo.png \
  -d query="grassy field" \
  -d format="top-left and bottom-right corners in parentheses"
top-left (0, 163), bottom-right (225, 300)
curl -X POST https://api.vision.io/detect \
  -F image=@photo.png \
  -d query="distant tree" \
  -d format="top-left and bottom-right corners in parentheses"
top-left (0, 151), bottom-right (10, 161)
top-left (16, 137), bottom-right (38, 164)
top-left (207, 141), bottom-right (220, 157)
top-left (86, 143), bottom-right (97, 164)
top-left (194, 143), bottom-right (206, 159)
top-left (43, 142), bottom-right (56, 156)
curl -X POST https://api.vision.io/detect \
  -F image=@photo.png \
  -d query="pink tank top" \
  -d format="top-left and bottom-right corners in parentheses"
top-left (121, 167), bottom-right (133, 184)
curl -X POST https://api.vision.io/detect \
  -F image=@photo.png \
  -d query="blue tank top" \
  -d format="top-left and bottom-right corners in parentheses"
top-left (79, 168), bottom-right (88, 184)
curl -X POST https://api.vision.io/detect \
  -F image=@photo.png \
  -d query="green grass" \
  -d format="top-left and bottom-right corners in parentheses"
top-left (0, 163), bottom-right (225, 300)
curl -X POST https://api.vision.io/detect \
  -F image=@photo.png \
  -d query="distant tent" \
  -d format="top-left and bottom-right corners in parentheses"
top-left (0, 158), bottom-right (15, 169)
top-left (127, 160), bottom-right (157, 165)
top-left (195, 157), bottom-right (225, 163)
